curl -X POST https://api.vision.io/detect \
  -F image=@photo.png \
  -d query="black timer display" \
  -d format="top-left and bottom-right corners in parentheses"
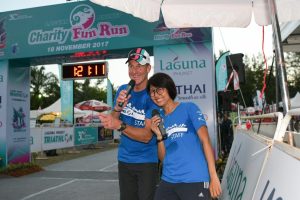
top-left (62, 61), bottom-right (108, 80)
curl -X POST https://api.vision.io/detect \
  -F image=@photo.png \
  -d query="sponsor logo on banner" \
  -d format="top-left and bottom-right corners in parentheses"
top-left (10, 90), bottom-right (28, 99)
top-left (44, 130), bottom-right (73, 144)
top-left (176, 84), bottom-right (206, 101)
top-left (12, 107), bottom-right (26, 131)
top-left (0, 18), bottom-right (6, 50)
top-left (158, 58), bottom-right (206, 74)
top-left (154, 28), bottom-right (193, 41)
top-left (8, 13), bottom-right (32, 21)
top-left (28, 4), bottom-right (129, 50)
top-left (224, 143), bottom-right (247, 199)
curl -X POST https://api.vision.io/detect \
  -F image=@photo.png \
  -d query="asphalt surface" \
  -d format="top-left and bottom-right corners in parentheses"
top-left (0, 148), bottom-right (119, 200)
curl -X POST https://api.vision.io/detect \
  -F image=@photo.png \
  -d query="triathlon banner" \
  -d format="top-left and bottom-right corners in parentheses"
top-left (6, 65), bottom-right (31, 164)
top-left (153, 42), bottom-right (218, 155)
top-left (42, 127), bottom-right (74, 151)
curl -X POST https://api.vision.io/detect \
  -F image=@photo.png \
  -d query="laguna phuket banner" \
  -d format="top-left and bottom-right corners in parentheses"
top-left (154, 42), bottom-right (218, 155)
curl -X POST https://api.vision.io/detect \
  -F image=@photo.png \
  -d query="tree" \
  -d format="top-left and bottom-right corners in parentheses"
top-left (30, 66), bottom-right (60, 110)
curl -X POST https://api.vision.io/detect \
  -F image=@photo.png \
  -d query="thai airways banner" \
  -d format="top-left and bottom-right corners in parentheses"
top-left (154, 42), bottom-right (218, 155)
top-left (59, 65), bottom-right (74, 124)
top-left (0, 1), bottom-right (211, 60)
top-left (216, 51), bottom-right (229, 92)
top-left (0, 61), bottom-right (8, 167)
top-left (6, 65), bottom-right (30, 164)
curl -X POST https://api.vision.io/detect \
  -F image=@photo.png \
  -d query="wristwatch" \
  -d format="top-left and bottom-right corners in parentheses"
top-left (117, 122), bottom-right (127, 132)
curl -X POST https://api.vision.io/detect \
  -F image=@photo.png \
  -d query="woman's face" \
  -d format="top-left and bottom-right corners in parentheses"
top-left (149, 86), bottom-right (170, 107)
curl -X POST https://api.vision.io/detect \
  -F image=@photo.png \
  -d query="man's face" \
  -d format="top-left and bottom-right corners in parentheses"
top-left (128, 60), bottom-right (150, 87)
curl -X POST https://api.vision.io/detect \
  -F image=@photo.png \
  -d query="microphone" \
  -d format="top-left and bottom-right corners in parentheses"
top-left (118, 79), bottom-right (136, 107)
top-left (151, 109), bottom-right (168, 140)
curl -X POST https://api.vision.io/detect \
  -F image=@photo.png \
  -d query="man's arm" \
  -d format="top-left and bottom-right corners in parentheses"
top-left (99, 113), bottom-right (153, 143)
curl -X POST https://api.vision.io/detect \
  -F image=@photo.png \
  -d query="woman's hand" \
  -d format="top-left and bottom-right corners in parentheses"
top-left (209, 174), bottom-right (222, 199)
top-left (150, 115), bottom-right (162, 139)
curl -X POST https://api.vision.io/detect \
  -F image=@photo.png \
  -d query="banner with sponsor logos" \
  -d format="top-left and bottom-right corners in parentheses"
top-left (0, 2), bottom-right (211, 60)
top-left (0, 60), bottom-right (8, 167)
top-left (6, 65), bottom-right (31, 164)
top-left (220, 131), bottom-right (271, 200)
top-left (74, 127), bottom-right (98, 146)
top-left (253, 142), bottom-right (300, 200)
top-left (154, 42), bottom-right (218, 154)
top-left (59, 65), bottom-right (74, 124)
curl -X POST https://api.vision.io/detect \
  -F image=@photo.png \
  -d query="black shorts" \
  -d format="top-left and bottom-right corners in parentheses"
top-left (154, 180), bottom-right (211, 200)
top-left (118, 161), bottom-right (159, 200)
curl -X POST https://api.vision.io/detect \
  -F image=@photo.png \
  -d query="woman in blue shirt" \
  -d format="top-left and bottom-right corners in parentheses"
top-left (147, 72), bottom-right (221, 200)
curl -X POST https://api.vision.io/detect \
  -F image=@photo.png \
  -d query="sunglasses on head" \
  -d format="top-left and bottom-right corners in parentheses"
top-left (127, 49), bottom-right (147, 59)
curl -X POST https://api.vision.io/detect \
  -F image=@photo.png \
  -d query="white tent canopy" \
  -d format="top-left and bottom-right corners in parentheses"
top-left (290, 92), bottom-right (300, 109)
top-left (30, 98), bottom-right (61, 119)
top-left (90, 0), bottom-right (300, 28)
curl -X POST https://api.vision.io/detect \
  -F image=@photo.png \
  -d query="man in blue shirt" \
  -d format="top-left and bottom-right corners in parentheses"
top-left (99, 48), bottom-right (158, 200)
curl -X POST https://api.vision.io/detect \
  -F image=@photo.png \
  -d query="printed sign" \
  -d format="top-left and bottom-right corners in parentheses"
top-left (220, 131), bottom-right (271, 200)
top-left (154, 42), bottom-right (218, 155)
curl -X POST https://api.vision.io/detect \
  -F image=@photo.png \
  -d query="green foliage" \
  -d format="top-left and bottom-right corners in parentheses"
top-left (30, 66), bottom-right (60, 110)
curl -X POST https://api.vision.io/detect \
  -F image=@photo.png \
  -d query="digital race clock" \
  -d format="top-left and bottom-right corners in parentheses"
top-left (62, 61), bottom-right (108, 80)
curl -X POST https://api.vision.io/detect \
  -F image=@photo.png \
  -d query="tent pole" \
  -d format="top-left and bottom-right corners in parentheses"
top-left (268, 0), bottom-right (291, 115)
top-left (268, 0), bottom-right (293, 145)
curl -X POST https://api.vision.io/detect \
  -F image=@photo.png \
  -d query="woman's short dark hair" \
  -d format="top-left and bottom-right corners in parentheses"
top-left (147, 72), bottom-right (177, 100)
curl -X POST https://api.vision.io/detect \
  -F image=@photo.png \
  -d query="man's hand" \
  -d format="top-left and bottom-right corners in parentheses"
top-left (99, 113), bottom-right (121, 130)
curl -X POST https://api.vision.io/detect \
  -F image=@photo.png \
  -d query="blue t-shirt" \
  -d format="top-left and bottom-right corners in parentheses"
top-left (146, 102), bottom-right (209, 183)
top-left (115, 84), bottom-right (158, 163)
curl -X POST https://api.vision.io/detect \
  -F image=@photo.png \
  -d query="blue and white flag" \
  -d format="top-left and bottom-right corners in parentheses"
top-left (216, 51), bottom-right (229, 92)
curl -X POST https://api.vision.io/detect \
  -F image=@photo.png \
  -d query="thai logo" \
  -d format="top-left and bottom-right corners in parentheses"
top-left (12, 107), bottom-right (26, 129)
top-left (70, 4), bottom-right (95, 29)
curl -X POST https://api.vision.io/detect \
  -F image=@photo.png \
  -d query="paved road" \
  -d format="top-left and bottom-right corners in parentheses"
top-left (0, 148), bottom-right (119, 200)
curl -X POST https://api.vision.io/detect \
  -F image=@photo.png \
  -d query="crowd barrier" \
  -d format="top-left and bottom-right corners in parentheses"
top-left (30, 123), bottom-right (113, 154)
top-left (221, 110), bottom-right (300, 200)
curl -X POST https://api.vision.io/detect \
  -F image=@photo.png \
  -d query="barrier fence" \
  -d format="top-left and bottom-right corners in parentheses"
top-left (30, 123), bottom-right (113, 154)
top-left (220, 109), bottom-right (300, 200)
